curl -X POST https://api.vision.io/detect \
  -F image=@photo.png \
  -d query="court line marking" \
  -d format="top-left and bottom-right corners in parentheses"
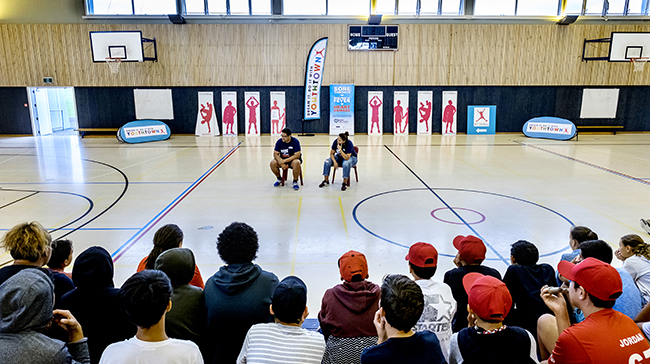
top-left (339, 196), bottom-right (352, 250)
top-left (0, 228), bottom-right (140, 231)
top-left (111, 142), bottom-right (242, 262)
top-left (516, 142), bottom-right (650, 187)
top-left (289, 197), bottom-right (303, 276)
top-left (0, 191), bottom-right (39, 209)
top-left (0, 182), bottom-right (191, 185)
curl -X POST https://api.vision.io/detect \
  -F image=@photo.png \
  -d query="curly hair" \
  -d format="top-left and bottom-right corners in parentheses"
top-left (144, 224), bottom-right (184, 270)
top-left (510, 240), bottom-right (539, 266)
top-left (217, 222), bottom-right (259, 264)
top-left (0, 221), bottom-right (51, 262)
top-left (380, 274), bottom-right (424, 332)
top-left (621, 234), bottom-right (650, 260)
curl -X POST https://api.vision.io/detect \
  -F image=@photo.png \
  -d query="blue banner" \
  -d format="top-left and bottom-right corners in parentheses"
top-left (303, 37), bottom-right (328, 121)
top-left (467, 106), bottom-right (496, 135)
top-left (329, 84), bottom-right (355, 135)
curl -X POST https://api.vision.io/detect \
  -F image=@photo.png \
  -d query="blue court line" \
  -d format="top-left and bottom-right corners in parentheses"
top-left (352, 188), bottom-right (573, 260)
top-left (384, 146), bottom-right (509, 266)
top-left (111, 142), bottom-right (242, 260)
top-left (516, 142), bottom-right (650, 187)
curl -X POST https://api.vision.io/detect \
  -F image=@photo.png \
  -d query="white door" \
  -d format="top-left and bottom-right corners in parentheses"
top-left (33, 88), bottom-right (53, 135)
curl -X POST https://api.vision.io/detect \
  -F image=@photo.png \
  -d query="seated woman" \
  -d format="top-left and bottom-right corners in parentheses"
top-left (137, 224), bottom-right (204, 289)
top-left (319, 131), bottom-right (357, 191)
top-left (616, 234), bottom-right (650, 305)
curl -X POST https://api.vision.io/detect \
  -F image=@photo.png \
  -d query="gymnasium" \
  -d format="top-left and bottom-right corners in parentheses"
top-left (1, 0), bottom-right (650, 362)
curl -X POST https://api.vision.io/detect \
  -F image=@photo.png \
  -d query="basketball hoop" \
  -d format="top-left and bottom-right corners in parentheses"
top-left (105, 57), bottom-right (122, 74)
top-left (631, 57), bottom-right (649, 72)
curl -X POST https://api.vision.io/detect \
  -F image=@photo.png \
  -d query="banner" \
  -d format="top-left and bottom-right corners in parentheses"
top-left (195, 92), bottom-right (219, 136)
top-left (442, 91), bottom-right (457, 135)
top-left (329, 84), bottom-right (355, 135)
top-left (467, 105), bottom-right (496, 135)
top-left (367, 91), bottom-right (383, 135)
top-left (417, 91), bottom-right (433, 135)
top-left (393, 91), bottom-right (409, 135)
top-left (270, 92), bottom-right (286, 136)
top-left (244, 92), bottom-right (260, 136)
top-left (221, 92), bottom-right (238, 136)
top-left (303, 37), bottom-right (328, 121)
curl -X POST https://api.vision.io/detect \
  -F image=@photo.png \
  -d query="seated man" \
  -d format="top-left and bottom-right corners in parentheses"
top-left (448, 273), bottom-right (538, 364)
top-left (361, 274), bottom-right (446, 364)
top-left (539, 258), bottom-right (650, 364)
top-left (99, 270), bottom-right (203, 364)
top-left (270, 128), bottom-right (302, 190)
top-left (0, 269), bottom-right (90, 364)
top-left (237, 276), bottom-right (325, 363)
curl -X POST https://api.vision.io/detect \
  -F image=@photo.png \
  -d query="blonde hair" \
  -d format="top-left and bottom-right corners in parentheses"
top-left (0, 222), bottom-right (52, 262)
top-left (621, 234), bottom-right (650, 260)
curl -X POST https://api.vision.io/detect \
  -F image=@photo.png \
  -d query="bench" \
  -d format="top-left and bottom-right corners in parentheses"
top-left (575, 125), bottom-right (624, 140)
top-left (76, 128), bottom-right (119, 138)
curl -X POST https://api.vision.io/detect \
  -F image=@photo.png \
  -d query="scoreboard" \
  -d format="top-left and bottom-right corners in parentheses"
top-left (348, 25), bottom-right (399, 51)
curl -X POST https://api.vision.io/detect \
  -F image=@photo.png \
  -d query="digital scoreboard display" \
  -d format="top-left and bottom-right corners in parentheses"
top-left (348, 25), bottom-right (399, 51)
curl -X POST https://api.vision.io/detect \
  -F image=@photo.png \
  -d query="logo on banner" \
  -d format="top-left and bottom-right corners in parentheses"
top-left (527, 123), bottom-right (573, 134)
top-left (474, 108), bottom-right (490, 127)
top-left (304, 38), bottom-right (328, 120)
top-left (124, 126), bottom-right (168, 138)
top-left (200, 103), bottom-right (213, 133)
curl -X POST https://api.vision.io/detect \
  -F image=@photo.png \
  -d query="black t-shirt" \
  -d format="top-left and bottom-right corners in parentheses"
top-left (443, 265), bottom-right (502, 333)
top-left (361, 331), bottom-right (447, 364)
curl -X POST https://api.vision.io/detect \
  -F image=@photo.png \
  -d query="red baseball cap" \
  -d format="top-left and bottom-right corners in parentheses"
top-left (338, 250), bottom-right (369, 282)
top-left (405, 242), bottom-right (438, 268)
top-left (557, 257), bottom-right (622, 301)
top-left (463, 273), bottom-right (512, 322)
top-left (453, 235), bottom-right (487, 264)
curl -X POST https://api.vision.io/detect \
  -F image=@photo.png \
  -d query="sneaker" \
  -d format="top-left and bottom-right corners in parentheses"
top-left (319, 180), bottom-right (329, 188)
top-left (273, 179), bottom-right (282, 187)
top-left (341, 183), bottom-right (347, 191)
top-left (293, 182), bottom-right (299, 191)
top-left (642, 219), bottom-right (650, 235)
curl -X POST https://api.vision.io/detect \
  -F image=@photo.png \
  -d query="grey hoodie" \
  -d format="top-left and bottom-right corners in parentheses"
top-left (154, 248), bottom-right (205, 346)
top-left (0, 269), bottom-right (90, 364)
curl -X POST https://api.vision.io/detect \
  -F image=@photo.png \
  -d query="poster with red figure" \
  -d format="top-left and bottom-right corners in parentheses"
top-left (270, 92), bottom-right (286, 137)
top-left (393, 91), bottom-right (409, 135)
top-left (417, 91), bottom-right (433, 135)
top-left (244, 92), bottom-right (260, 136)
top-left (367, 91), bottom-right (383, 135)
top-left (195, 92), bottom-right (219, 136)
top-left (221, 92), bottom-right (238, 136)
top-left (442, 91), bottom-right (458, 135)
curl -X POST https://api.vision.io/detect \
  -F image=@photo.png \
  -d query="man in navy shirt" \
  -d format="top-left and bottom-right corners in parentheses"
top-left (270, 128), bottom-right (302, 190)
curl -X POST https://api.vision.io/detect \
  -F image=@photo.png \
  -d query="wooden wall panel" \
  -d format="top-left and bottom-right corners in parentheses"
top-left (2, 23), bottom-right (650, 87)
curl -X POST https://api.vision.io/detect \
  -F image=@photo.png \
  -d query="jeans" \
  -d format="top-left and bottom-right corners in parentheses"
top-left (323, 156), bottom-right (357, 179)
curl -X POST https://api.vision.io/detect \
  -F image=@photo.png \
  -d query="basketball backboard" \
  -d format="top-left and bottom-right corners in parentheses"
top-left (609, 32), bottom-right (650, 61)
top-left (90, 31), bottom-right (145, 62)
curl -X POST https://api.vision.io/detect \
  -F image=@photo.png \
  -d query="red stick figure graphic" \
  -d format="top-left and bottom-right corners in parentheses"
top-left (443, 100), bottom-right (456, 134)
top-left (280, 107), bottom-right (286, 131)
top-left (246, 96), bottom-right (259, 134)
top-left (223, 100), bottom-right (237, 134)
top-left (394, 100), bottom-right (408, 134)
top-left (200, 102), bottom-right (213, 134)
top-left (418, 100), bottom-right (432, 133)
top-left (477, 108), bottom-right (488, 123)
top-left (271, 100), bottom-right (281, 135)
top-left (369, 96), bottom-right (382, 134)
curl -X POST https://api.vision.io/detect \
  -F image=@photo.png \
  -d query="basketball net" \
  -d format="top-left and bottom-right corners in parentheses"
top-left (105, 57), bottom-right (122, 74)
top-left (631, 57), bottom-right (648, 72)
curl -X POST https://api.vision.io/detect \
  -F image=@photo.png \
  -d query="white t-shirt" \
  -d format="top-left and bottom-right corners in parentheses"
top-left (623, 255), bottom-right (650, 304)
top-left (99, 337), bottom-right (203, 364)
top-left (237, 322), bottom-right (325, 364)
top-left (412, 278), bottom-right (457, 362)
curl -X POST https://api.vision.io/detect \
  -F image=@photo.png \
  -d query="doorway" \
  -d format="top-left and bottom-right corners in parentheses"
top-left (28, 87), bottom-right (78, 136)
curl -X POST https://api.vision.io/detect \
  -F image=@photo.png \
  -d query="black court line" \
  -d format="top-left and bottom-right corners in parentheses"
top-left (383, 145), bottom-right (510, 265)
top-left (0, 191), bottom-right (39, 210)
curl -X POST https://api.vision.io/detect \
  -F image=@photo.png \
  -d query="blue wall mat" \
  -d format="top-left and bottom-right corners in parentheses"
top-left (523, 117), bottom-right (576, 140)
top-left (118, 120), bottom-right (171, 144)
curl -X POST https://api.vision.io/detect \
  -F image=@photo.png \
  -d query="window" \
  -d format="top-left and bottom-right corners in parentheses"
top-left (420, 0), bottom-right (440, 15)
top-left (374, 0), bottom-right (396, 15)
top-left (251, 0), bottom-right (271, 15)
top-left (397, 0), bottom-right (418, 15)
top-left (134, 0), bottom-right (176, 14)
top-left (584, 0), bottom-right (604, 14)
top-left (283, 0), bottom-right (326, 15)
top-left (474, 0), bottom-right (515, 16)
top-left (516, 0), bottom-right (559, 15)
top-left (329, 0), bottom-right (369, 15)
top-left (564, 0), bottom-right (583, 14)
top-left (185, 0), bottom-right (205, 14)
top-left (628, 0), bottom-right (647, 14)
top-left (89, 0), bottom-right (133, 15)
top-left (440, 0), bottom-right (462, 15)
top-left (230, 0), bottom-right (249, 14)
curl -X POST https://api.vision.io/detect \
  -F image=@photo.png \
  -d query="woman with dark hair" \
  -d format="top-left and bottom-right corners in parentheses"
top-left (319, 131), bottom-right (358, 191)
top-left (136, 224), bottom-right (204, 289)
top-left (616, 234), bottom-right (650, 304)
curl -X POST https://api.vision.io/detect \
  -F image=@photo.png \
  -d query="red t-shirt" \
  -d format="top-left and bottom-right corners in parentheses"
top-left (550, 309), bottom-right (650, 364)
top-left (137, 256), bottom-right (204, 289)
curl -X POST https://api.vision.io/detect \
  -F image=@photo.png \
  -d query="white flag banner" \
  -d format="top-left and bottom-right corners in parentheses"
top-left (442, 91), bottom-right (458, 135)
top-left (221, 92), bottom-right (238, 136)
top-left (195, 92), bottom-right (218, 136)
top-left (393, 91), bottom-right (409, 135)
top-left (367, 91), bottom-right (383, 135)
top-left (303, 37), bottom-right (328, 120)
top-left (244, 92), bottom-right (260, 136)
top-left (270, 92), bottom-right (286, 137)
top-left (417, 91), bottom-right (433, 135)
